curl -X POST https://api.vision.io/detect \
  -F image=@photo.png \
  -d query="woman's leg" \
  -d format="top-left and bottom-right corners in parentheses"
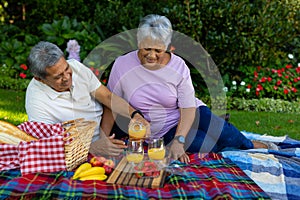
top-left (186, 106), bottom-right (253, 152)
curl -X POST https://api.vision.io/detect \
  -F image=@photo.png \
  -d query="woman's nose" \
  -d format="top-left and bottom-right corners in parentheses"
top-left (147, 50), bottom-right (156, 57)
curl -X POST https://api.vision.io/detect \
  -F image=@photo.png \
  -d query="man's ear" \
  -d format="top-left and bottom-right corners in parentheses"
top-left (34, 76), bottom-right (43, 83)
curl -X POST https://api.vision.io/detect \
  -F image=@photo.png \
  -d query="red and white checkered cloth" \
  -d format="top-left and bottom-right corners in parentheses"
top-left (0, 144), bottom-right (19, 170)
top-left (0, 121), bottom-right (67, 174)
top-left (18, 136), bottom-right (66, 174)
top-left (17, 121), bottom-right (64, 139)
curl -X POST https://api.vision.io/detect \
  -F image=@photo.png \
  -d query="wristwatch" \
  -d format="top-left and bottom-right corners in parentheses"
top-left (174, 135), bottom-right (185, 144)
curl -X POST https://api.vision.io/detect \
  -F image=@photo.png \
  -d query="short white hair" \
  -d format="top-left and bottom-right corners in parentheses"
top-left (137, 14), bottom-right (173, 48)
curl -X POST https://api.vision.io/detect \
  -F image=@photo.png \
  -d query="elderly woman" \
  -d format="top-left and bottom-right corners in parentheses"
top-left (101, 14), bottom-right (267, 163)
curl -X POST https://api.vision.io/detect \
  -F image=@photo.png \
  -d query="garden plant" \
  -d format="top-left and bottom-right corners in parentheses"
top-left (0, 0), bottom-right (299, 140)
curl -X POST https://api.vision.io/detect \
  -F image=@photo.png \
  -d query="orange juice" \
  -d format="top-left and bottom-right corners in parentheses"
top-left (148, 148), bottom-right (166, 160)
top-left (128, 122), bottom-right (146, 139)
top-left (126, 153), bottom-right (144, 163)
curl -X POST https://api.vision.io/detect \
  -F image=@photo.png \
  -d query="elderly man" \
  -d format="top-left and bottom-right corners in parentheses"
top-left (25, 41), bottom-right (149, 156)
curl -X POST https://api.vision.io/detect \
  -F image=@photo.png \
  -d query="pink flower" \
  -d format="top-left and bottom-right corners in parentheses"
top-left (259, 77), bottom-right (267, 83)
top-left (272, 69), bottom-right (277, 73)
top-left (102, 79), bottom-right (107, 84)
top-left (267, 77), bottom-right (272, 82)
top-left (256, 84), bottom-right (263, 91)
top-left (254, 71), bottom-right (258, 78)
top-left (284, 89), bottom-right (289, 94)
top-left (286, 64), bottom-right (293, 69)
top-left (66, 40), bottom-right (81, 61)
top-left (291, 87), bottom-right (297, 93)
top-left (94, 69), bottom-right (100, 76)
top-left (19, 73), bottom-right (27, 79)
top-left (169, 45), bottom-right (176, 52)
top-left (20, 64), bottom-right (28, 70)
top-left (257, 66), bottom-right (261, 71)
top-left (276, 80), bottom-right (282, 85)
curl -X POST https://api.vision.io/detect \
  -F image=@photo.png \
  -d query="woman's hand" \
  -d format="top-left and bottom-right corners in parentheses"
top-left (168, 141), bottom-right (190, 164)
top-left (89, 133), bottom-right (127, 157)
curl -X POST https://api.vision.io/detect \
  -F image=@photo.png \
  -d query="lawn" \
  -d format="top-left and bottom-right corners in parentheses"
top-left (0, 89), bottom-right (299, 140)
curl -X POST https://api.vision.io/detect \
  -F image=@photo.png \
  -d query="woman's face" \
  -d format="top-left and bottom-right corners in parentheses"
top-left (138, 38), bottom-right (168, 69)
top-left (39, 57), bottom-right (73, 92)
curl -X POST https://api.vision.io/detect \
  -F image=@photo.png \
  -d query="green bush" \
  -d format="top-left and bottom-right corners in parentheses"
top-left (201, 96), bottom-right (300, 114)
top-left (0, 24), bottom-right (39, 90)
top-left (222, 55), bottom-right (300, 101)
top-left (39, 16), bottom-right (103, 60)
top-left (165, 0), bottom-right (300, 83)
top-left (229, 98), bottom-right (300, 113)
top-left (1, 0), bottom-right (299, 98)
top-left (91, 0), bottom-right (178, 38)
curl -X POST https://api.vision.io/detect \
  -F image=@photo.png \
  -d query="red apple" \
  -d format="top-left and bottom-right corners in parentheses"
top-left (104, 159), bottom-right (115, 168)
top-left (103, 165), bottom-right (112, 174)
top-left (98, 156), bottom-right (107, 164)
top-left (90, 156), bottom-right (107, 167)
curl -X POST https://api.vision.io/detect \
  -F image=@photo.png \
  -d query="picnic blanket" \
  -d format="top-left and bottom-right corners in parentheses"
top-left (222, 131), bottom-right (300, 200)
top-left (0, 153), bottom-right (269, 199)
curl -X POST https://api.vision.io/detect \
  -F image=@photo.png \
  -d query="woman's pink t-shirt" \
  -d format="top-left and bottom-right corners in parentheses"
top-left (107, 50), bottom-right (205, 138)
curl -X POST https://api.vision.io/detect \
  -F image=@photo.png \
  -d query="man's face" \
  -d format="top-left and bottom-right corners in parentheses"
top-left (39, 57), bottom-right (73, 92)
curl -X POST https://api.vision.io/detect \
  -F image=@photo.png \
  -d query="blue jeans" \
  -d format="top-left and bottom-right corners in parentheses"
top-left (163, 106), bottom-right (254, 153)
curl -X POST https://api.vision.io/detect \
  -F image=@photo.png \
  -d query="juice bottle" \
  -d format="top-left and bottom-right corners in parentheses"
top-left (128, 122), bottom-right (146, 139)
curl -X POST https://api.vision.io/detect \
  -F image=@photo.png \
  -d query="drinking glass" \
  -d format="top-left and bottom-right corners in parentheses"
top-left (148, 137), bottom-right (166, 161)
top-left (126, 139), bottom-right (144, 164)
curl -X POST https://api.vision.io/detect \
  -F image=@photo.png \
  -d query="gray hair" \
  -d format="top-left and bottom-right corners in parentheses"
top-left (27, 41), bottom-right (64, 79)
top-left (137, 14), bottom-right (173, 49)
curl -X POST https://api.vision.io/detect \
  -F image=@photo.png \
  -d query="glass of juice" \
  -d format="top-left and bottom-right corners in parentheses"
top-left (128, 121), bottom-right (146, 139)
top-left (148, 137), bottom-right (166, 161)
top-left (126, 139), bottom-right (144, 164)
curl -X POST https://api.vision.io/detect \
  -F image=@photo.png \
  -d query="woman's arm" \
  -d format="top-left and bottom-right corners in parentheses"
top-left (93, 84), bottom-right (150, 135)
top-left (169, 107), bottom-right (196, 163)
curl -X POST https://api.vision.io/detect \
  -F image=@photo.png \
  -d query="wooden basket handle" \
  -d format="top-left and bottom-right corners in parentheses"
top-left (62, 118), bottom-right (85, 127)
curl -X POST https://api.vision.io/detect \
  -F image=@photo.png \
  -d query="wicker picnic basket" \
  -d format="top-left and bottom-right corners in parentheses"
top-left (62, 118), bottom-right (97, 171)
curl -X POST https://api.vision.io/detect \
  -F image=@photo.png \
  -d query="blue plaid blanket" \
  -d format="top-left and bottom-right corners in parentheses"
top-left (222, 131), bottom-right (300, 200)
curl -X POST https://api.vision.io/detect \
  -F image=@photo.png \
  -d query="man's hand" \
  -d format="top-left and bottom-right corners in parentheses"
top-left (89, 133), bottom-right (126, 157)
top-left (168, 141), bottom-right (190, 164)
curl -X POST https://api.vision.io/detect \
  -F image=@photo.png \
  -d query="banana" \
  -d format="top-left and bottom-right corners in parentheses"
top-left (76, 166), bottom-right (105, 179)
top-left (79, 174), bottom-right (107, 181)
top-left (73, 162), bottom-right (92, 180)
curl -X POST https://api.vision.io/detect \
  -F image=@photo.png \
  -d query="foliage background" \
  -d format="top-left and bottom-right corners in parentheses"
top-left (0, 0), bottom-right (299, 101)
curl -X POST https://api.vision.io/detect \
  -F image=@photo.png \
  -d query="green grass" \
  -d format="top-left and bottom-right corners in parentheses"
top-left (0, 89), bottom-right (28, 125)
top-left (0, 88), bottom-right (299, 141)
top-left (229, 110), bottom-right (300, 141)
